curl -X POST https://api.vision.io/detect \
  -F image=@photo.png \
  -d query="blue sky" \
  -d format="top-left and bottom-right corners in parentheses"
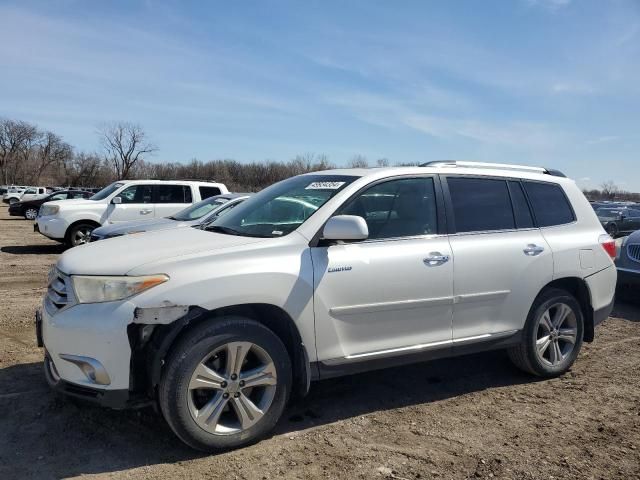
top-left (1, 0), bottom-right (639, 190)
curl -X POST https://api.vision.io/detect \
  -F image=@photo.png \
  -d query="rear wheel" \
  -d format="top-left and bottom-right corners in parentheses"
top-left (67, 223), bottom-right (96, 247)
top-left (24, 208), bottom-right (38, 220)
top-left (508, 288), bottom-right (584, 377)
top-left (606, 223), bottom-right (618, 237)
top-left (159, 317), bottom-right (292, 451)
top-left (9, 197), bottom-right (18, 204)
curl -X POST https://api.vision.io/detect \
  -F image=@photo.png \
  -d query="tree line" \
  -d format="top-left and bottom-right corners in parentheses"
top-left (1, 116), bottom-right (637, 197)
top-left (0, 117), bottom-right (394, 192)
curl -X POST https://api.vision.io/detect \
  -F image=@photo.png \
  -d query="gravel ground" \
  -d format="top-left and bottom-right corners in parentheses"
top-left (0, 206), bottom-right (639, 480)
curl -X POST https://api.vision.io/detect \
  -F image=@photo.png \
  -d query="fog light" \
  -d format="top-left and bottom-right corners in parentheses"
top-left (59, 354), bottom-right (111, 385)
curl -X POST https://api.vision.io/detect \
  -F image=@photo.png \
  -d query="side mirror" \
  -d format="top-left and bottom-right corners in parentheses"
top-left (323, 215), bottom-right (368, 242)
top-left (111, 196), bottom-right (122, 205)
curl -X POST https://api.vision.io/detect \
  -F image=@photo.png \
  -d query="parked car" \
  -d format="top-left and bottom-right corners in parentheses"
top-left (89, 193), bottom-right (251, 241)
top-left (596, 206), bottom-right (640, 237)
top-left (615, 232), bottom-right (640, 288)
top-left (9, 189), bottom-right (93, 219)
top-left (20, 186), bottom-right (52, 202)
top-left (35, 180), bottom-right (228, 247)
top-left (36, 161), bottom-right (616, 451)
top-left (2, 186), bottom-right (27, 203)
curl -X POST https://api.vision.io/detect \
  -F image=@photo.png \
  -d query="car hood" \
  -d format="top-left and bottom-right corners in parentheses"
top-left (57, 226), bottom-right (269, 275)
top-left (44, 198), bottom-right (101, 208)
top-left (93, 217), bottom-right (194, 237)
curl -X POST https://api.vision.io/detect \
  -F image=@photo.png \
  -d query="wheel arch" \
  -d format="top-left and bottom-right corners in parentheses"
top-left (139, 303), bottom-right (312, 402)
top-left (64, 218), bottom-right (102, 243)
top-left (537, 277), bottom-right (595, 342)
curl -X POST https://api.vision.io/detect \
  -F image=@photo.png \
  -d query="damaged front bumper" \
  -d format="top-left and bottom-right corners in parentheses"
top-left (39, 300), bottom-right (190, 407)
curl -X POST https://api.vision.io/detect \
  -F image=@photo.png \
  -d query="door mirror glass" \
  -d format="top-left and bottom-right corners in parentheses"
top-left (323, 215), bottom-right (369, 241)
top-left (112, 196), bottom-right (122, 204)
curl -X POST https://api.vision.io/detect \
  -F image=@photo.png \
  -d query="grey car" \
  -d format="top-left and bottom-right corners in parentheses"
top-left (596, 206), bottom-right (640, 237)
top-left (616, 230), bottom-right (640, 288)
top-left (89, 193), bottom-right (251, 242)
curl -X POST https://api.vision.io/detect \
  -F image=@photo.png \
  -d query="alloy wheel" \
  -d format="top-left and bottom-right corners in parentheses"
top-left (535, 302), bottom-right (578, 367)
top-left (72, 227), bottom-right (93, 246)
top-left (25, 208), bottom-right (38, 220)
top-left (187, 341), bottom-right (277, 435)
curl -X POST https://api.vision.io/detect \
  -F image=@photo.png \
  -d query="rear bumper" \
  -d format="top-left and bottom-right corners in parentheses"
top-left (593, 298), bottom-right (614, 327)
top-left (8, 207), bottom-right (22, 216)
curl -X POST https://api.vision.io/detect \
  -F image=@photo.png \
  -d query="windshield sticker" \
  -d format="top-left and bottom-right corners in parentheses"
top-left (305, 181), bottom-right (345, 190)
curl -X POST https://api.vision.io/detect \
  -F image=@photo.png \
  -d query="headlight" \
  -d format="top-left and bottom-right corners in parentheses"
top-left (40, 205), bottom-right (60, 216)
top-left (71, 274), bottom-right (169, 303)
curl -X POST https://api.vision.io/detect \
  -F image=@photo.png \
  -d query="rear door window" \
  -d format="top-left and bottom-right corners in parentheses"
top-left (156, 185), bottom-right (193, 203)
top-left (447, 177), bottom-right (515, 233)
top-left (523, 181), bottom-right (575, 227)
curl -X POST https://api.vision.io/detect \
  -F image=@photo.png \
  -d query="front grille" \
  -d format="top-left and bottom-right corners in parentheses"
top-left (45, 267), bottom-right (76, 315)
top-left (628, 244), bottom-right (640, 263)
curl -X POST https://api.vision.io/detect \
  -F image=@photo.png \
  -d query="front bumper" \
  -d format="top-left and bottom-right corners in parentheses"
top-left (39, 300), bottom-right (136, 392)
top-left (617, 267), bottom-right (640, 288)
top-left (36, 216), bottom-right (68, 240)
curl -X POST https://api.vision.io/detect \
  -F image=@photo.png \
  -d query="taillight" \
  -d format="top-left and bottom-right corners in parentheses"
top-left (599, 234), bottom-right (616, 259)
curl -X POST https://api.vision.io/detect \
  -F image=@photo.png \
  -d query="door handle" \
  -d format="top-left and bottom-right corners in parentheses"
top-left (140, 209), bottom-right (153, 215)
top-left (523, 244), bottom-right (545, 256)
top-left (423, 252), bottom-right (450, 266)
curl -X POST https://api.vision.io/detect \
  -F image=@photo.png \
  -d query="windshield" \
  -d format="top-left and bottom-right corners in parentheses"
top-left (207, 175), bottom-right (357, 237)
top-left (90, 182), bottom-right (124, 200)
top-left (171, 196), bottom-right (230, 221)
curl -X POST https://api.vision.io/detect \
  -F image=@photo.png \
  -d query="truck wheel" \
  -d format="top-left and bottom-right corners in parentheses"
top-left (159, 317), bottom-right (292, 452)
top-left (508, 288), bottom-right (584, 377)
top-left (67, 223), bottom-right (95, 247)
top-left (9, 197), bottom-right (18, 204)
top-left (606, 223), bottom-right (618, 237)
top-left (24, 208), bottom-right (38, 220)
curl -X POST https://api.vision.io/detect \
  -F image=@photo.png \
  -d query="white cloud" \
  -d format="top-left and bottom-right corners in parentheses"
top-left (525, 0), bottom-right (572, 11)
top-left (586, 136), bottom-right (621, 145)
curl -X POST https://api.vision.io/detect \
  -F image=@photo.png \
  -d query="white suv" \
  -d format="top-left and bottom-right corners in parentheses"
top-left (36, 162), bottom-right (616, 451)
top-left (35, 180), bottom-right (228, 246)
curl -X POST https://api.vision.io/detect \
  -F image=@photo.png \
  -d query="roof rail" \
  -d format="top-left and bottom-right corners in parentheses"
top-left (419, 160), bottom-right (566, 177)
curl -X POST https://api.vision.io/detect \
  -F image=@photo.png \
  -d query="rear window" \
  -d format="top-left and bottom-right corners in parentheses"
top-left (156, 185), bottom-right (193, 203)
top-left (447, 177), bottom-right (515, 233)
top-left (199, 186), bottom-right (222, 199)
top-left (523, 181), bottom-right (575, 227)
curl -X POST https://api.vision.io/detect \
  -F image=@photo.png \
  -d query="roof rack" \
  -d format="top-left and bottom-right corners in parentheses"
top-left (419, 160), bottom-right (565, 177)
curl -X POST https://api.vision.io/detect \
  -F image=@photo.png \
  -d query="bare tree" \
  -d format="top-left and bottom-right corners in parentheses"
top-left (600, 180), bottom-right (619, 200)
top-left (30, 132), bottom-right (73, 184)
top-left (349, 154), bottom-right (368, 168)
top-left (0, 119), bottom-right (38, 184)
top-left (98, 122), bottom-right (157, 179)
top-left (376, 157), bottom-right (390, 167)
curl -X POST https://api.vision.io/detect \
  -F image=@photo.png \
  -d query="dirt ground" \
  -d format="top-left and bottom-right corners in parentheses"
top-left (0, 206), bottom-right (639, 480)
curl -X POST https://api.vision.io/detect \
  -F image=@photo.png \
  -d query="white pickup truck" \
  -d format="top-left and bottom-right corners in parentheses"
top-left (36, 179), bottom-right (228, 246)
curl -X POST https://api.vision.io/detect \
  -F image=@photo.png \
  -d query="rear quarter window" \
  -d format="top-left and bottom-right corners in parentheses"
top-left (199, 186), bottom-right (222, 200)
top-left (523, 181), bottom-right (575, 227)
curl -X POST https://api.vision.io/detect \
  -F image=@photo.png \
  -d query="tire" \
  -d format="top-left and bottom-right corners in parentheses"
top-left (508, 288), bottom-right (584, 377)
top-left (66, 223), bottom-right (96, 247)
top-left (24, 208), bottom-right (38, 220)
top-left (159, 316), bottom-right (292, 452)
top-left (606, 223), bottom-right (618, 237)
top-left (9, 197), bottom-right (18, 204)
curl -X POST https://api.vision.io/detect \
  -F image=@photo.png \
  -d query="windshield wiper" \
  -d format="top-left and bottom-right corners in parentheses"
top-left (204, 225), bottom-right (244, 236)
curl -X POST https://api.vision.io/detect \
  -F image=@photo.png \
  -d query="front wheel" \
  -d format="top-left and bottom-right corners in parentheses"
top-left (606, 223), bottom-right (618, 237)
top-left (67, 223), bottom-right (96, 247)
top-left (159, 317), bottom-right (292, 451)
top-left (508, 288), bottom-right (584, 377)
